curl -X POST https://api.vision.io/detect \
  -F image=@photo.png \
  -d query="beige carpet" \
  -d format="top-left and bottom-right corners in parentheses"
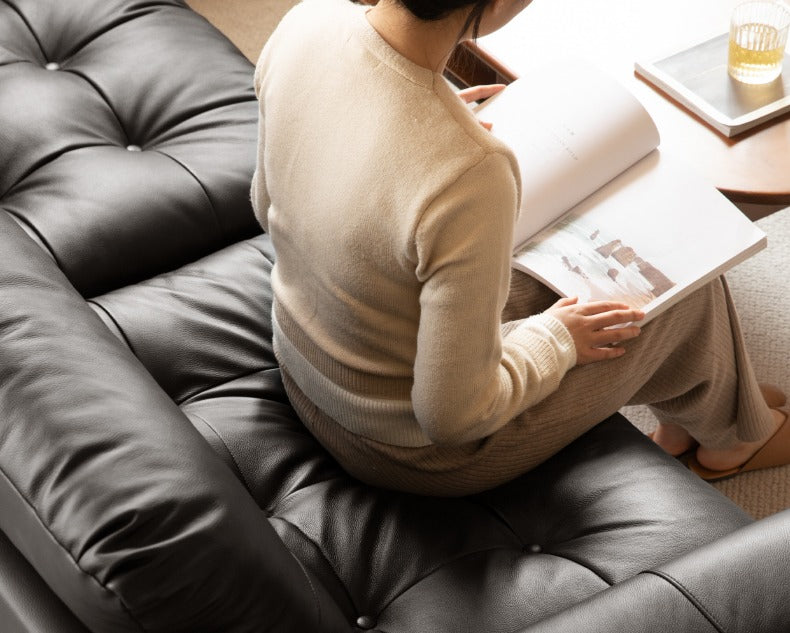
top-left (187, 0), bottom-right (790, 519)
top-left (186, 0), bottom-right (297, 63)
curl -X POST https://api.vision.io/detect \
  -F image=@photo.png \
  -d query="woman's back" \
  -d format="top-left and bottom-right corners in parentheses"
top-left (253, 0), bottom-right (563, 449)
top-left (252, 0), bottom-right (786, 495)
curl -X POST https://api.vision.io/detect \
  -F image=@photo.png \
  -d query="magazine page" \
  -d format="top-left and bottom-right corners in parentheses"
top-left (475, 61), bottom-right (660, 248)
top-left (511, 150), bottom-right (767, 322)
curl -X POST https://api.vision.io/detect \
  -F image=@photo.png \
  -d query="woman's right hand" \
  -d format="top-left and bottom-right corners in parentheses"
top-left (546, 297), bottom-right (644, 365)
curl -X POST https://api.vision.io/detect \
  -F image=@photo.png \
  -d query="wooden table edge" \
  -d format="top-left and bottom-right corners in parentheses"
top-left (447, 42), bottom-right (790, 207)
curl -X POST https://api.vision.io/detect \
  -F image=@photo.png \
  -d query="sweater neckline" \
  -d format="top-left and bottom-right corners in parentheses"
top-left (353, 7), bottom-right (438, 89)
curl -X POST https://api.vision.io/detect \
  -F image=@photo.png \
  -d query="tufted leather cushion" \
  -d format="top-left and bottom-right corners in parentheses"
top-left (0, 0), bottom-right (259, 297)
top-left (1, 1), bottom-right (787, 632)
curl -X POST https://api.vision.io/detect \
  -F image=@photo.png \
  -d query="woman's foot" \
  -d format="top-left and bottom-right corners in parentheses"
top-left (650, 384), bottom-right (784, 459)
top-left (650, 422), bottom-right (697, 457)
top-left (695, 408), bottom-right (787, 472)
top-left (760, 383), bottom-right (786, 409)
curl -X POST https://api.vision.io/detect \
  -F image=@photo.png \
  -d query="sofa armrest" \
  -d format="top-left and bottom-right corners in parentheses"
top-left (516, 509), bottom-right (790, 633)
top-left (0, 213), bottom-right (346, 632)
top-left (0, 530), bottom-right (89, 633)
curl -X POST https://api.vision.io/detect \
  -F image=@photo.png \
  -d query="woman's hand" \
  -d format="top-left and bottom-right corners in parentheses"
top-left (457, 84), bottom-right (506, 131)
top-left (546, 297), bottom-right (644, 365)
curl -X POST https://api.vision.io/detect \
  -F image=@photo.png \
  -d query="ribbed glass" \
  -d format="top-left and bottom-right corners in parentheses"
top-left (728, 1), bottom-right (790, 84)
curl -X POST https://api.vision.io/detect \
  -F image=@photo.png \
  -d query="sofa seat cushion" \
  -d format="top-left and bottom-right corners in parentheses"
top-left (85, 231), bottom-right (753, 631)
top-left (0, 205), bottom-right (753, 631)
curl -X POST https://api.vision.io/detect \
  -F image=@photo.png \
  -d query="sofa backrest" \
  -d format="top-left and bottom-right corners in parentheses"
top-left (0, 0), bottom-right (260, 298)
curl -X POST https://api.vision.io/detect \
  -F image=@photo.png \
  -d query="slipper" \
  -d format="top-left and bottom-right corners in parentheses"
top-left (646, 381), bottom-right (785, 466)
top-left (760, 382), bottom-right (786, 409)
top-left (688, 407), bottom-right (790, 482)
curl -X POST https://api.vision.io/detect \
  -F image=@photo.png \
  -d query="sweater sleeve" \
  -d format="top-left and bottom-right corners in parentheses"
top-left (412, 151), bottom-right (576, 445)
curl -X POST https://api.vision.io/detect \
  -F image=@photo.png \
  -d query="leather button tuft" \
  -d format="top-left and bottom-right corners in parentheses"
top-left (45, 62), bottom-right (60, 71)
top-left (126, 145), bottom-right (142, 152)
top-left (524, 544), bottom-right (542, 554)
top-left (355, 615), bottom-right (376, 630)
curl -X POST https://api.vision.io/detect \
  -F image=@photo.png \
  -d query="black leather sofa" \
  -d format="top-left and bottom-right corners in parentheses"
top-left (2, 1), bottom-right (789, 631)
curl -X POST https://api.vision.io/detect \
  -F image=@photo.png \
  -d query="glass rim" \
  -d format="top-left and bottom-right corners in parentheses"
top-left (731, 0), bottom-right (790, 29)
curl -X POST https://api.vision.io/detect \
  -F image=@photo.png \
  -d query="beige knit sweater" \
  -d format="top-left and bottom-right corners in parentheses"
top-left (251, 0), bottom-right (576, 449)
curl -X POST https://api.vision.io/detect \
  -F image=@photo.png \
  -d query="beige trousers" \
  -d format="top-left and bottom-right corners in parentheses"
top-left (283, 272), bottom-right (776, 496)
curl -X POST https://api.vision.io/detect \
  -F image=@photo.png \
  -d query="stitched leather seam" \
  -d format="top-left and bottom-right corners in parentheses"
top-left (291, 553), bottom-right (323, 628)
top-left (468, 499), bottom-right (615, 586)
top-left (65, 68), bottom-right (130, 143)
top-left (0, 463), bottom-right (148, 632)
top-left (0, 0), bottom-right (48, 62)
top-left (0, 57), bottom-right (132, 202)
top-left (87, 300), bottom-right (137, 355)
top-left (0, 56), bottom-right (23, 68)
top-left (4, 1), bottom-right (174, 65)
top-left (538, 550), bottom-right (613, 585)
top-left (148, 95), bottom-right (257, 139)
top-left (152, 149), bottom-right (224, 235)
top-left (56, 4), bottom-right (168, 62)
top-left (185, 411), bottom-right (249, 489)
top-left (1, 208), bottom-right (60, 265)
top-left (0, 142), bottom-right (124, 201)
top-left (644, 570), bottom-right (725, 633)
top-left (374, 544), bottom-right (607, 619)
top-left (177, 365), bottom-right (279, 406)
top-left (243, 239), bottom-right (275, 267)
top-left (272, 516), bottom-right (359, 620)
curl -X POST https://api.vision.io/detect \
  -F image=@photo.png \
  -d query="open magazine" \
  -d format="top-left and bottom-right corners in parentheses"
top-left (475, 61), bottom-right (767, 324)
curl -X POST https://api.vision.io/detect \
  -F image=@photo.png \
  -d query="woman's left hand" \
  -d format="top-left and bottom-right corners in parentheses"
top-left (457, 84), bottom-right (506, 131)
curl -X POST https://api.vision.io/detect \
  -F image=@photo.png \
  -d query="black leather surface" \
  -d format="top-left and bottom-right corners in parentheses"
top-left (0, 531), bottom-right (89, 633)
top-left (516, 572), bottom-right (719, 633)
top-left (654, 509), bottom-right (790, 633)
top-left (2, 0), bottom-right (789, 632)
top-left (515, 510), bottom-right (790, 633)
top-left (0, 212), bottom-right (346, 632)
top-left (0, 0), bottom-right (259, 298)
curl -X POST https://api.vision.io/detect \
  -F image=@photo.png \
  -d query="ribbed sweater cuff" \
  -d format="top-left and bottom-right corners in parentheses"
top-left (507, 312), bottom-right (577, 390)
top-left (534, 312), bottom-right (577, 371)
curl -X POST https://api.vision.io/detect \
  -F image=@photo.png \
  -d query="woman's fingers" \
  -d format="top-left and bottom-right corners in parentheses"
top-left (588, 308), bottom-right (645, 330)
top-left (457, 83), bottom-right (506, 104)
top-left (546, 298), bottom-right (645, 365)
top-left (547, 296), bottom-right (579, 310)
top-left (590, 325), bottom-right (642, 346)
top-left (581, 344), bottom-right (628, 363)
top-left (576, 300), bottom-right (634, 316)
top-left (458, 84), bottom-right (507, 131)
top-left (573, 301), bottom-right (644, 328)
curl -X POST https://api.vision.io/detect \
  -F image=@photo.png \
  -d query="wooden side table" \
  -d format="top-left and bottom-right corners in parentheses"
top-left (448, 0), bottom-right (790, 207)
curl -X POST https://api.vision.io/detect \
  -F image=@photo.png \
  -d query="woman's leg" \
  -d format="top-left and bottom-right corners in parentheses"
top-left (652, 382), bottom-right (786, 460)
top-left (287, 272), bottom-right (782, 496)
top-left (497, 272), bottom-right (779, 471)
top-left (632, 276), bottom-right (776, 447)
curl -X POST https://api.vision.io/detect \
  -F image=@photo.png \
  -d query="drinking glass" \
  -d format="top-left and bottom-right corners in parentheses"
top-left (728, 0), bottom-right (790, 84)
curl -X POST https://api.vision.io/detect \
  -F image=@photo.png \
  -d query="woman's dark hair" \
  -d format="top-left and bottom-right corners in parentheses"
top-left (398, 0), bottom-right (492, 40)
